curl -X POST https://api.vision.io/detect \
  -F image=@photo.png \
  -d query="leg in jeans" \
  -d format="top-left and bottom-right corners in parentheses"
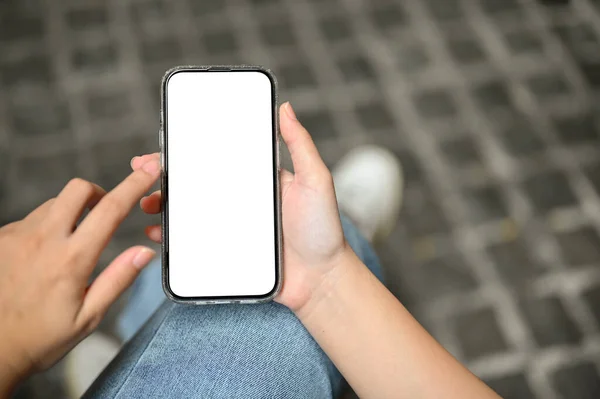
top-left (85, 215), bottom-right (383, 399)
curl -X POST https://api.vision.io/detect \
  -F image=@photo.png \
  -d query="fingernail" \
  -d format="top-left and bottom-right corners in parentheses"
top-left (130, 156), bottom-right (139, 169)
top-left (132, 248), bottom-right (156, 270)
top-left (284, 102), bottom-right (297, 121)
top-left (142, 159), bottom-right (160, 175)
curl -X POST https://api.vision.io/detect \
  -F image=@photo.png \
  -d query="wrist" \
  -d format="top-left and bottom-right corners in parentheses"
top-left (293, 244), bottom-right (363, 322)
top-left (0, 340), bottom-right (30, 397)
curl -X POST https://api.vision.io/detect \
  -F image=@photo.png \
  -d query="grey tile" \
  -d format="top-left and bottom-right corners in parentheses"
top-left (188, 0), bottom-right (226, 16)
top-left (479, 0), bottom-right (521, 14)
top-left (537, 0), bottom-right (571, 5)
top-left (369, 2), bottom-right (408, 31)
top-left (401, 185), bottom-right (450, 235)
top-left (260, 21), bottom-right (297, 47)
top-left (424, 0), bottom-right (464, 20)
top-left (576, 61), bottom-right (600, 89)
top-left (86, 90), bottom-right (132, 121)
top-left (72, 43), bottom-right (119, 72)
top-left (472, 80), bottom-right (514, 112)
top-left (497, 114), bottom-right (546, 156)
top-left (487, 240), bottom-right (545, 285)
top-left (249, 0), bottom-right (282, 6)
top-left (391, 149), bottom-right (423, 183)
top-left (0, 14), bottom-right (44, 41)
top-left (130, 0), bottom-right (171, 26)
top-left (66, 5), bottom-right (109, 31)
top-left (453, 308), bottom-right (510, 360)
top-left (10, 100), bottom-right (70, 136)
top-left (140, 37), bottom-right (182, 64)
top-left (554, 113), bottom-right (599, 145)
top-left (413, 89), bottom-right (458, 119)
top-left (527, 72), bottom-right (571, 101)
top-left (504, 29), bottom-right (544, 55)
top-left (319, 15), bottom-right (353, 42)
top-left (463, 185), bottom-right (508, 223)
top-left (522, 170), bottom-right (578, 212)
top-left (337, 55), bottom-right (376, 82)
top-left (405, 254), bottom-right (479, 303)
top-left (447, 38), bottom-right (487, 65)
top-left (0, 54), bottom-right (54, 87)
top-left (202, 30), bottom-right (238, 55)
top-left (553, 23), bottom-right (600, 63)
top-left (396, 43), bottom-right (431, 73)
top-left (297, 110), bottom-right (337, 139)
top-left (277, 63), bottom-right (317, 89)
top-left (520, 296), bottom-right (583, 347)
top-left (552, 362), bottom-right (600, 399)
top-left (16, 152), bottom-right (80, 211)
top-left (555, 227), bottom-right (600, 266)
top-left (354, 101), bottom-right (396, 131)
top-left (440, 136), bottom-right (482, 167)
top-left (485, 373), bottom-right (535, 399)
top-left (584, 162), bottom-right (600, 195)
top-left (582, 285), bottom-right (600, 327)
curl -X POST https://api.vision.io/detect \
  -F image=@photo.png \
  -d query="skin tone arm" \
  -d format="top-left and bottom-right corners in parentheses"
top-left (134, 103), bottom-right (500, 399)
top-left (0, 159), bottom-right (161, 398)
top-left (297, 250), bottom-right (497, 399)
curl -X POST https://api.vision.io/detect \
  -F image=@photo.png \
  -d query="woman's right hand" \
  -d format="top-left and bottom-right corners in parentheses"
top-left (0, 160), bottom-right (160, 396)
top-left (132, 102), bottom-right (354, 313)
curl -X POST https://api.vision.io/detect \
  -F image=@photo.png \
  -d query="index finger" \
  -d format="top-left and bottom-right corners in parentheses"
top-left (73, 158), bottom-right (160, 252)
top-left (131, 153), bottom-right (159, 170)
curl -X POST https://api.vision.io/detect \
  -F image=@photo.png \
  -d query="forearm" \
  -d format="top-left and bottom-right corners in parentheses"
top-left (0, 340), bottom-right (29, 399)
top-left (295, 248), bottom-right (499, 399)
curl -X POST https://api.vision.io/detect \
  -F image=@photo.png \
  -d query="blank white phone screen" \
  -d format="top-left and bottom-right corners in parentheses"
top-left (165, 70), bottom-right (277, 298)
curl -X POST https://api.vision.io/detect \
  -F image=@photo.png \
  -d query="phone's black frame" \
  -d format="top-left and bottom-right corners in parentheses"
top-left (160, 66), bottom-right (282, 304)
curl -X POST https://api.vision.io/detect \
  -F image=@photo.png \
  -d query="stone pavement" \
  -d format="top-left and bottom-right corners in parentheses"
top-left (2, 0), bottom-right (600, 397)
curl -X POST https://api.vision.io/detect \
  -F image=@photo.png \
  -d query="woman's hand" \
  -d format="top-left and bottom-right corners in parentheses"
top-left (134, 102), bottom-right (351, 312)
top-left (0, 158), bottom-right (160, 395)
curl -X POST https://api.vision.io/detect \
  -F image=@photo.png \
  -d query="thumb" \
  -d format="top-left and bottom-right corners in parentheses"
top-left (279, 102), bottom-right (328, 184)
top-left (77, 246), bottom-right (156, 331)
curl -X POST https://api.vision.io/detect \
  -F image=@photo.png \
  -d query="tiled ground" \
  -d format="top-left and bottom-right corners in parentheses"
top-left (3, 0), bottom-right (600, 397)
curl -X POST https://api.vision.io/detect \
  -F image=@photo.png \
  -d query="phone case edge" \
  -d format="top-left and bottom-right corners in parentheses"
top-left (159, 65), bottom-right (283, 305)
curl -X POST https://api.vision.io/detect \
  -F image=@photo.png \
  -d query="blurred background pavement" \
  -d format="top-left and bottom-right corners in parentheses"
top-left (3, 0), bottom-right (600, 398)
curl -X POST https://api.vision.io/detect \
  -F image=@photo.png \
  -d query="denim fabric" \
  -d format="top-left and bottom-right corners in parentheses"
top-left (85, 215), bottom-right (383, 398)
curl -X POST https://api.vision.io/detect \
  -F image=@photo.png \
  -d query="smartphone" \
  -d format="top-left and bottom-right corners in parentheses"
top-left (160, 66), bottom-right (281, 304)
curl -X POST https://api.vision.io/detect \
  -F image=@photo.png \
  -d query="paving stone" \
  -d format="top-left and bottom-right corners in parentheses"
top-left (520, 296), bottom-right (583, 347)
top-left (554, 113), bottom-right (599, 145)
top-left (439, 136), bottom-right (482, 167)
top-left (485, 372), bottom-right (535, 399)
top-left (337, 55), bottom-right (376, 82)
top-left (522, 170), bottom-right (578, 213)
top-left (487, 239), bottom-right (546, 284)
top-left (413, 89), bottom-right (459, 119)
top-left (552, 362), bottom-right (600, 399)
top-left (582, 284), bottom-right (600, 327)
top-left (297, 110), bottom-right (337, 139)
top-left (463, 185), bottom-right (509, 223)
top-left (405, 253), bottom-right (479, 303)
top-left (555, 226), bottom-right (600, 266)
top-left (453, 307), bottom-right (510, 361)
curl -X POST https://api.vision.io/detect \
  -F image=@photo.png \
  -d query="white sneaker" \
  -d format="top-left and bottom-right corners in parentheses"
top-left (64, 332), bottom-right (121, 398)
top-left (332, 145), bottom-right (403, 244)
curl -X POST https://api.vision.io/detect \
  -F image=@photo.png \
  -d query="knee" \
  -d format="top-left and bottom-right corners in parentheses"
top-left (161, 302), bottom-right (337, 398)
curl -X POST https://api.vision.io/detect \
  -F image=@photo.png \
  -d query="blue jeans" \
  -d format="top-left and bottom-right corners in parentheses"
top-left (85, 215), bottom-right (383, 398)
